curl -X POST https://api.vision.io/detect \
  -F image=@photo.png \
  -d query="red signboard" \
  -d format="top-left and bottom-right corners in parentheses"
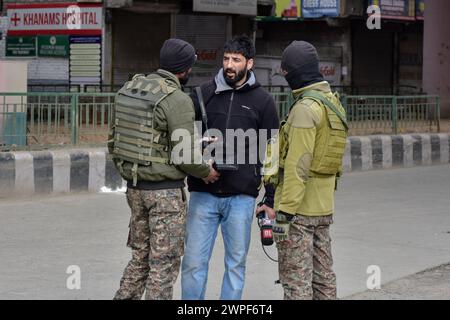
top-left (7, 3), bottom-right (103, 36)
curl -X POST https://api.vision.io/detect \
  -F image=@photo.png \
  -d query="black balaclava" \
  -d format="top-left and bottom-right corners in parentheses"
top-left (281, 41), bottom-right (324, 90)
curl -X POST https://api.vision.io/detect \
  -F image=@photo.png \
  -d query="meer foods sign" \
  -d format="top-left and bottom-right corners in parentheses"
top-left (7, 3), bottom-right (103, 36)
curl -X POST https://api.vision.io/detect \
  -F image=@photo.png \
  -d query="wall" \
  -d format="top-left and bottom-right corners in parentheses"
top-left (0, 60), bottom-right (28, 145)
top-left (0, 16), bottom-right (7, 58)
top-left (255, 20), bottom-right (352, 87)
top-left (398, 24), bottom-right (423, 94)
top-left (423, 0), bottom-right (450, 118)
top-left (112, 10), bottom-right (171, 86)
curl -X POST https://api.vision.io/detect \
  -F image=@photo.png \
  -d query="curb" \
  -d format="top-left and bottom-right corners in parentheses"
top-left (0, 133), bottom-right (449, 196)
top-left (0, 148), bottom-right (123, 197)
top-left (344, 133), bottom-right (449, 172)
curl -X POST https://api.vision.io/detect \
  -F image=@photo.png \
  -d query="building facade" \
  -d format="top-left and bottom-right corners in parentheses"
top-left (2, 0), bottom-right (449, 119)
top-left (254, 0), bottom-right (424, 95)
top-left (0, 0), bottom-right (257, 90)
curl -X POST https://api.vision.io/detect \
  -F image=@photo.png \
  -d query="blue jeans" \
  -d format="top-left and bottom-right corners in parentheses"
top-left (181, 192), bottom-right (256, 300)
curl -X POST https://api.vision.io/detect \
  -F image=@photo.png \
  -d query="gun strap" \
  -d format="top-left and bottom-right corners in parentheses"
top-left (196, 86), bottom-right (209, 132)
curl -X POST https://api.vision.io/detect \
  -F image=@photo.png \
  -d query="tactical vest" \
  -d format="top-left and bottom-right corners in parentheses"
top-left (300, 90), bottom-right (348, 175)
top-left (112, 74), bottom-right (177, 185)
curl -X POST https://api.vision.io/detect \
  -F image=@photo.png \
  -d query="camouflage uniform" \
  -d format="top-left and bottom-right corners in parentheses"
top-left (267, 82), bottom-right (347, 300)
top-left (113, 188), bottom-right (186, 300)
top-left (277, 214), bottom-right (336, 300)
top-left (108, 69), bottom-right (211, 300)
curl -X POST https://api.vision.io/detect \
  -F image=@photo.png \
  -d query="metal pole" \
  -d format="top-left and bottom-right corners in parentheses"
top-left (392, 96), bottom-right (398, 134)
top-left (71, 95), bottom-right (78, 145)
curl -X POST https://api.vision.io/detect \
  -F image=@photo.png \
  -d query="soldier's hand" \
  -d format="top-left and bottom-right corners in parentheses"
top-left (255, 204), bottom-right (276, 220)
top-left (273, 211), bottom-right (294, 243)
top-left (202, 166), bottom-right (220, 184)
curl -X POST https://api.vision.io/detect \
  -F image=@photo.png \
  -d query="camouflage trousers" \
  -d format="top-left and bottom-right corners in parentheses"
top-left (113, 188), bottom-right (186, 300)
top-left (276, 214), bottom-right (336, 300)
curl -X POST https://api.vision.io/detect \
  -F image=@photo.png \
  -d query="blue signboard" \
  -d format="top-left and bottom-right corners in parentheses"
top-left (69, 36), bottom-right (102, 44)
top-left (302, 0), bottom-right (340, 18)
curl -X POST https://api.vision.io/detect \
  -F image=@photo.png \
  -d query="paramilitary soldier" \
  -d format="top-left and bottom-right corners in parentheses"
top-left (108, 39), bottom-right (219, 300)
top-left (263, 41), bottom-right (348, 300)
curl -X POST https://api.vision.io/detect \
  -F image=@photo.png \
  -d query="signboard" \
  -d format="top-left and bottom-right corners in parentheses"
top-left (254, 57), bottom-right (342, 87)
top-left (275, 0), bottom-right (301, 18)
top-left (38, 35), bottom-right (69, 57)
top-left (6, 3), bottom-right (103, 36)
top-left (319, 61), bottom-right (341, 86)
top-left (193, 0), bottom-right (257, 16)
top-left (416, 0), bottom-right (424, 20)
top-left (302, 0), bottom-right (340, 18)
top-left (6, 36), bottom-right (36, 57)
top-left (369, 0), bottom-right (415, 21)
top-left (69, 36), bottom-right (101, 84)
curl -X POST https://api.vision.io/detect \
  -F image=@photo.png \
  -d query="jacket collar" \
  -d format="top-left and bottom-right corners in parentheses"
top-left (156, 69), bottom-right (181, 89)
top-left (292, 81), bottom-right (331, 99)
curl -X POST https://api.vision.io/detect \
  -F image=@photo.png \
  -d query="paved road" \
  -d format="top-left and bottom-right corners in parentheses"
top-left (0, 164), bottom-right (449, 300)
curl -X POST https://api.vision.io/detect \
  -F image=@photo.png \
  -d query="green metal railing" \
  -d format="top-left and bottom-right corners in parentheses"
top-left (341, 95), bottom-right (440, 135)
top-left (0, 92), bottom-right (440, 151)
top-left (272, 92), bottom-right (295, 121)
top-left (276, 94), bottom-right (440, 135)
top-left (0, 92), bottom-right (115, 150)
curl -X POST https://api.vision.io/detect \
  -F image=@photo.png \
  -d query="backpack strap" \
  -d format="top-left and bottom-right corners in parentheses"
top-left (299, 90), bottom-right (349, 131)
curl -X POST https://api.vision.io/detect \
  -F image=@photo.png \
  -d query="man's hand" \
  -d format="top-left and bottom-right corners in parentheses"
top-left (202, 165), bottom-right (220, 184)
top-left (255, 204), bottom-right (276, 220)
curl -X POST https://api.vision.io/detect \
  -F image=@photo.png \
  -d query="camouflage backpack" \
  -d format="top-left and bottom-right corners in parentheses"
top-left (111, 73), bottom-right (177, 185)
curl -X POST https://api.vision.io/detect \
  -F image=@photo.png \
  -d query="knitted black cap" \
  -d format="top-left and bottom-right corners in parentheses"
top-left (160, 38), bottom-right (196, 74)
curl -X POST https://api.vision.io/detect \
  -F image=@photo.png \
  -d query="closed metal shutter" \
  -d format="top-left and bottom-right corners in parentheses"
top-left (112, 10), bottom-right (170, 86)
top-left (175, 14), bottom-right (228, 86)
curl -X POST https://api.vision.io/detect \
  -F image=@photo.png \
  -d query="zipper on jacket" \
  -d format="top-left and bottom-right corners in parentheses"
top-left (217, 90), bottom-right (235, 194)
top-left (224, 90), bottom-right (235, 131)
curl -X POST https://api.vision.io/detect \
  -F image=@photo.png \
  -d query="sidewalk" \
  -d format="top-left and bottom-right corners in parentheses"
top-left (347, 263), bottom-right (450, 300)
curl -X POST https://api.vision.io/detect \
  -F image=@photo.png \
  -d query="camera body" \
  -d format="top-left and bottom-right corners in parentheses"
top-left (213, 163), bottom-right (239, 171)
top-left (202, 136), bottom-right (239, 172)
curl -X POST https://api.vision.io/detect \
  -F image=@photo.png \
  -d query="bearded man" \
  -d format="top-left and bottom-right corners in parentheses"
top-left (180, 35), bottom-right (279, 300)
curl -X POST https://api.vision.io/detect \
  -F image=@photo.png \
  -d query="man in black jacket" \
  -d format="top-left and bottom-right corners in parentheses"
top-left (181, 35), bottom-right (279, 300)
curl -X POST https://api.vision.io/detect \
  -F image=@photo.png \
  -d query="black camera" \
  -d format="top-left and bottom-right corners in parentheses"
top-left (213, 163), bottom-right (239, 171)
top-left (202, 136), bottom-right (239, 172)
